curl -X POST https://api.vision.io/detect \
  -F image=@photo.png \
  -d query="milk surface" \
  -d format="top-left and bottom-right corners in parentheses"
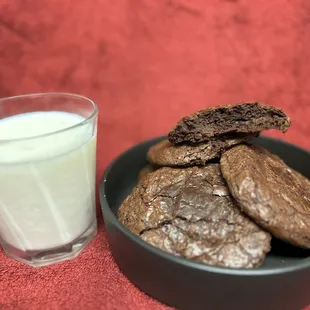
top-left (0, 111), bottom-right (97, 250)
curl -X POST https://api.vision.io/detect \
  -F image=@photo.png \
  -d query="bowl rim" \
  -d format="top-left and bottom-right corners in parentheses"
top-left (100, 135), bottom-right (310, 276)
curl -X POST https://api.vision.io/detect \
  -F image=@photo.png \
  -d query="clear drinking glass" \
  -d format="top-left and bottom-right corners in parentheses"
top-left (0, 93), bottom-right (98, 267)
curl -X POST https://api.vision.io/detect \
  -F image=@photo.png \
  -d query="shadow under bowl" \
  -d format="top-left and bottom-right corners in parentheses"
top-left (99, 136), bottom-right (310, 310)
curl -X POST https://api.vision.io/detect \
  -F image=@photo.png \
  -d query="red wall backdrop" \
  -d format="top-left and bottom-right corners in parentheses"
top-left (0, 1), bottom-right (310, 309)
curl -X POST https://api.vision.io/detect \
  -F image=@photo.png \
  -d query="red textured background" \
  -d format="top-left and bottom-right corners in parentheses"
top-left (0, 0), bottom-right (310, 309)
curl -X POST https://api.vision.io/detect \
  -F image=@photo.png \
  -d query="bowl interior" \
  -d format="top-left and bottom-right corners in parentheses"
top-left (102, 136), bottom-right (310, 271)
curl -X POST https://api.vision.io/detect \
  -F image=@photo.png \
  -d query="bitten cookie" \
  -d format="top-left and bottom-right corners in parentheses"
top-left (168, 102), bottom-right (290, 144)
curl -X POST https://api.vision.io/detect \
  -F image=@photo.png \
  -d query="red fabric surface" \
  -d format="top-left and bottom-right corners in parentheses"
top-left (0, 0), bottom-right (310, 309)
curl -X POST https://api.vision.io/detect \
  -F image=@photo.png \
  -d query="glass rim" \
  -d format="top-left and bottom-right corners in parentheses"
top-left (0, 92), bottom-right (98, 143)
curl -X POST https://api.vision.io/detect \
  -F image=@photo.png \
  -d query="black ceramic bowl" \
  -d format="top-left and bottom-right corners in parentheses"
top-left (99, 136), bottom-right (310, 310)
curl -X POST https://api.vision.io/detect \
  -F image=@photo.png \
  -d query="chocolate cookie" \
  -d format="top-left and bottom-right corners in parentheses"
top-left (138, 165), bottom-right (157, 182)
top-left (147, 134), bottom-right (257, 167)
top-left (220, 144), bottom-right (310, 249)
top-left (118, 165), bottom-right (271, 268)
top-left (168, 102), bottom-right (291, 144)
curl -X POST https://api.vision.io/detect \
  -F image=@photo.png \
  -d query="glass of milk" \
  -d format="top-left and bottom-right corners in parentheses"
top-left (0, 93), bottom-right (98, 267)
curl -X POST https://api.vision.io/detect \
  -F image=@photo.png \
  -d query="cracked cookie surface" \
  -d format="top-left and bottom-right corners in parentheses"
top-left (147, 134), bottom-right (257, 167)
top-left (118, 164), bottom-right (271, 268)
top-left (221, 144), bottom-right (310, 249)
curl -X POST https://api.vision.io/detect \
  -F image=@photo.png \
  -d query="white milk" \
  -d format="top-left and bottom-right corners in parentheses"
top-left (0, 111), bottom-right (97, 251)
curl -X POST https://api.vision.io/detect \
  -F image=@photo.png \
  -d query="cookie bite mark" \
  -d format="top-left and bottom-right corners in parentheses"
top-left (168, 102), bottom-right (291, 144)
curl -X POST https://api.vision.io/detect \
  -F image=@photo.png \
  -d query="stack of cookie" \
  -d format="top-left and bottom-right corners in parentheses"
top-left (118, 103), bottom-right (310, 269)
